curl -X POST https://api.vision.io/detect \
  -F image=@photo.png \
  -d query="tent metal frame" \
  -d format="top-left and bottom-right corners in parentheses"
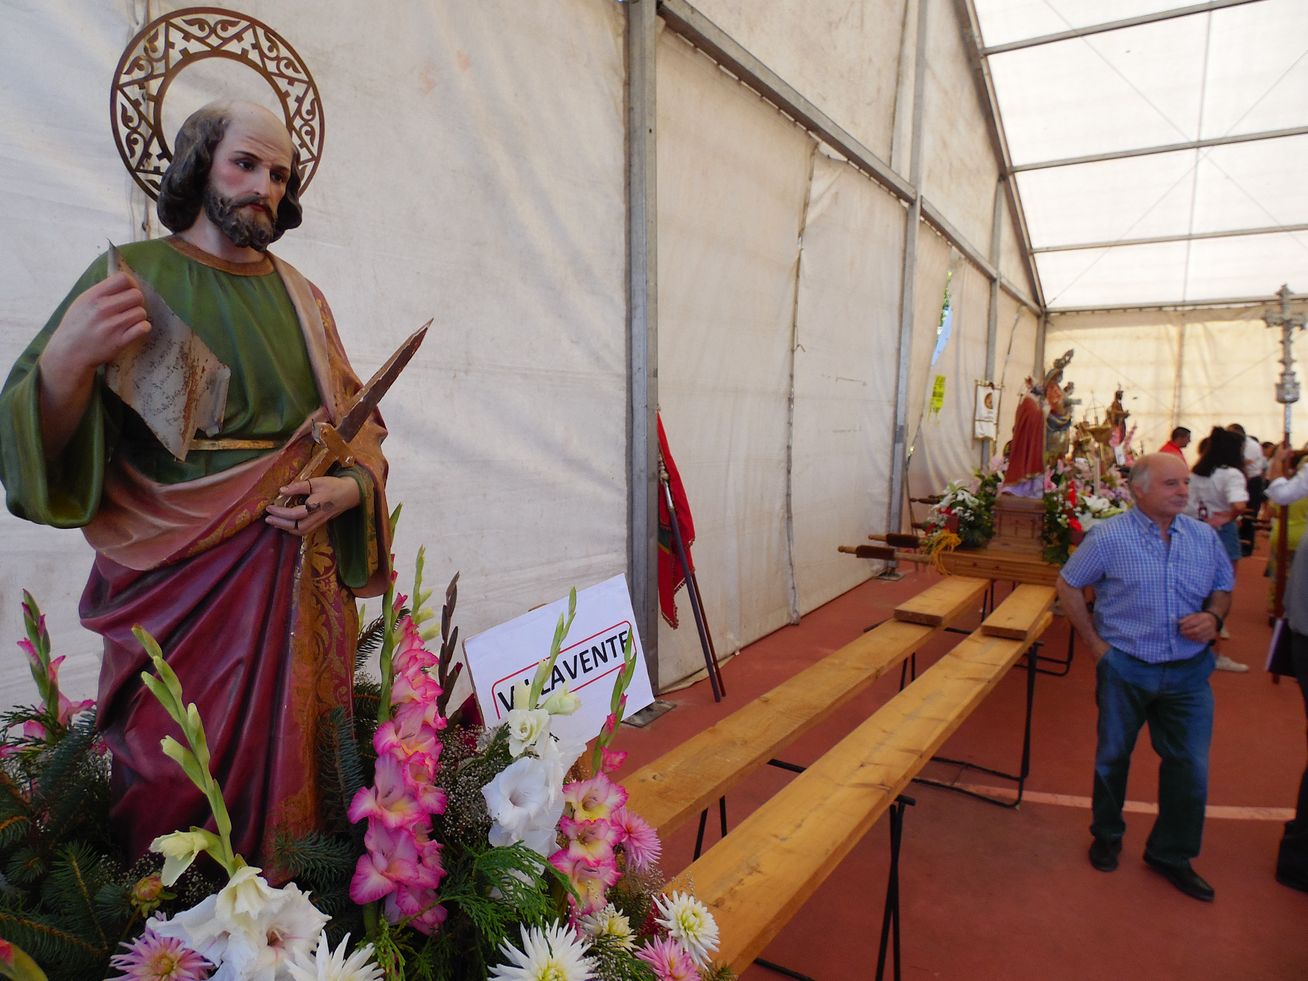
top-left (980, 0), bottom-right (1263, 56)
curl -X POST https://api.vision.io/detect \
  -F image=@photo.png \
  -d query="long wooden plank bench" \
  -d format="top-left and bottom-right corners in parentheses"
top-left (671, 585), bottom-right (1055, 974)
top-left (623, 576), bottom-right (989, 836)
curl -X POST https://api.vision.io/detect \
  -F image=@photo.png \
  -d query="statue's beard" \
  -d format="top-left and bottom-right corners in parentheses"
top-left (203, 187), bottom-right (277, 251)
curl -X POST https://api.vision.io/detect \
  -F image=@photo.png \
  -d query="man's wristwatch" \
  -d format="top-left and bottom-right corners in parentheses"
top-left (1203, 609), bottom-right (1224, 633)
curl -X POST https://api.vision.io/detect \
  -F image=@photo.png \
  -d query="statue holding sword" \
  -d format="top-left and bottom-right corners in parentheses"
top-left (0, 100), bottom-right (425, 873)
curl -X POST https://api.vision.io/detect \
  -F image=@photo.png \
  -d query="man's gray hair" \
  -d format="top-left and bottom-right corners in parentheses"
top-left (1128, 454), bottom-right (1170, 494)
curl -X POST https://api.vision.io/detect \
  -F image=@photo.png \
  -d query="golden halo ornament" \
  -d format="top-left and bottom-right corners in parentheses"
top-left (110, 6), bottom-right (324, 201)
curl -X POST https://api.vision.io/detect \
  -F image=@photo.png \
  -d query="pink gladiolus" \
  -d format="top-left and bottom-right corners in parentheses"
top-left (374, 716), bottom-right (441, 764)
top-left (549, 850), bottom-right (620, 915)
top-left (560, 816), bottom-right (620, 864)
top-left (17, 638), bottom-right (38, 668)
top-left (599, 747), bottom-right (627, 774)
top-left (349, 823), bottom-right (442, 904)
top-left (611, 807), bottom-right (662, 871)
top-left (563, 773), bottom-right (628, 822)
top-left (637, 936), bottom-right (698, 981)
top-left (384, 883), bottom-right (448, 935)
top-left (348, 754), bottom-right (429, 830)
top-left (0, 939), bottom-right (11, 965)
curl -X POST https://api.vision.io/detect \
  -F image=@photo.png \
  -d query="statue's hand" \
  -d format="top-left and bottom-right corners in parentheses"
top-left (265, 475), bottom-right (362, 537)
top-left (41, 272), bottom-right (150, 379)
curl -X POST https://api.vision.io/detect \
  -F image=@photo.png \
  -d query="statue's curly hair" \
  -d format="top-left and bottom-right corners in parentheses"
top-left (156, 103), bottom-right (303, 240)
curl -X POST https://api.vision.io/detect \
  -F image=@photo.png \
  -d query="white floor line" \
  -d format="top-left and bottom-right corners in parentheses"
top-left (952, 783), bottom-right (1295, 821)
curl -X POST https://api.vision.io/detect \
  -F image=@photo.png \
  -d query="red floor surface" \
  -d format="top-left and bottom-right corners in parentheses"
top-left (614, 541), bottom-right (1308, 980)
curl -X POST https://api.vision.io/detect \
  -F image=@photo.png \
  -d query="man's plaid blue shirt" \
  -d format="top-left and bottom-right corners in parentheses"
top-left (1060, 506), bottom-right (1234, 663)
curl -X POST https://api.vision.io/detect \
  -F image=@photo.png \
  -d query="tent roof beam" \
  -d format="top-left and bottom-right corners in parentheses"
top-left (1011, 124), bottom-right (1308, 173)
top-left (1033, 222), bottom-right (1308, 253)
top-left (981, 0), bottom-right (1264, 56)
top-left (1050, 291), bottom-right (1304, 315)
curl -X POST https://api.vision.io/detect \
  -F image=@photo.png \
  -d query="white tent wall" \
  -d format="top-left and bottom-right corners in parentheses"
top-left (1046, 306), bottom-right (1308, 455)
top-left (908, 256), bottom-right (991, 501)
top-left (688, 0), bottom-right (908, 162)
top-left (0, 0), bottom-right (628, 710)
top-left (994, 294), bottom-right (1040, 455)
top-left (904, 229), bottom-right (955, 496)
top-left (789, 154), bottom-right (905, 615)
top-left (919, 0), bottom-right (1002, 262)
top-left (654, 32), bottom-right (813, 686)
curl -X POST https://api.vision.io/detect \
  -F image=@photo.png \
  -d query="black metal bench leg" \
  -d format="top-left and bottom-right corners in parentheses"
top-left (876, 794), bottom-right (914, 981)
top-left (913, 640), bottom-right (1038, 808)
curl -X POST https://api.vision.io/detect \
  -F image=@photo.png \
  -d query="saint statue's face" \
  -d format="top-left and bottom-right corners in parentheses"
top-left (202, 107), bottom-right (294, 251)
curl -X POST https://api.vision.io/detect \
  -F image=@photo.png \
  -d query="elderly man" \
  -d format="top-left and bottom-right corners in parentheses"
top-left (1056, 453), bottom-right (1232, 901)
top-left (0, 102), bottom-right (390, 869)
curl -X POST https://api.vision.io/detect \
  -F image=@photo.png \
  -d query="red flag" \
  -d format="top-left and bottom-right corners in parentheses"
top-left (657, 413), bottom-right (695, 628)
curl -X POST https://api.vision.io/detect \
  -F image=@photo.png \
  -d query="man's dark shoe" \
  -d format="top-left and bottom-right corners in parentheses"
top-left (1144, 854), bottom-right (1215, 901)
top-left (1089, 838), bottom-right (1121, 872)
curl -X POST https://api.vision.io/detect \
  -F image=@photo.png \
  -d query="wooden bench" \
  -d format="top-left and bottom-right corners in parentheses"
top-left (667, 584), bottom-right (1055, 974)
top-left (623, 576), bottom-right (989, 836)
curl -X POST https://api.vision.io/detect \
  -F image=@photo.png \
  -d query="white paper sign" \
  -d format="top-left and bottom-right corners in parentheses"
top-left (462, 574), bottom-right (654, 745)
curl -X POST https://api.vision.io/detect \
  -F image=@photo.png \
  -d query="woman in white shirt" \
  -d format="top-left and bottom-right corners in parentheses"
top-left (1185, 427), bottom-right (1248, 671)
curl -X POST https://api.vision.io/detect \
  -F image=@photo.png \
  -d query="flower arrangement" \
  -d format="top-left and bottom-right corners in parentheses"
top-left (922, 460), bottom-right (1130, 566)
top-left (0, 522), bottom-right (734, 981)
top-left (921, 469), bottom-right (1003, 551)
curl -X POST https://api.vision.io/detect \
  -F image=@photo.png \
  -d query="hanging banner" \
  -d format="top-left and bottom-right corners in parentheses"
top-left (974, 381), bottom-right (999, 440)
top-left (462, 574), bottom-right (655, 744)
top-left (929, 374), bottom-right (947, 417)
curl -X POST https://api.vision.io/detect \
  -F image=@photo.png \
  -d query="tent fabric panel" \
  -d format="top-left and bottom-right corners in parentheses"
top-left (994, 293), bottom-right (1040, 457)
top-left (656, 33), bottom-right (816, 687)
top-left (688, 0), bottom-right (907, 161)
top-left (1015, 137), bottom-right (1308, 249)
top-left (998, 194), bottom-right (1030, 290)
top-left (920, 0), bottom-right (1001, 257)
top-left (904, 227), bottom-right (955, 492)
top-left (908, 255), bottom-right (990, 501)
top-left (791, 153), bottom-right (906, 613)
top-left (0, 0), bottom-right (630, 710)
top-left (1036, 240), bottom-right (1191, 310)
top-left (985, 16), bottom-right (1208, 166)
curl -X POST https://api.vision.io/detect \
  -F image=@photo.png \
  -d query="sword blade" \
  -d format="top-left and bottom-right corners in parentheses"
top-left (334, 320), bottom-right (431, 441)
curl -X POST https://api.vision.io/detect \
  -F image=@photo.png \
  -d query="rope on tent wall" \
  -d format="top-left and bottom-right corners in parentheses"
top-left (782, 142), bottom-right (818, 626)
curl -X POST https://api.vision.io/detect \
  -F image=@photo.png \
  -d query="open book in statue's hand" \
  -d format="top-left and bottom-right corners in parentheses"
top-left (103, 243), bottom-right (230, 461)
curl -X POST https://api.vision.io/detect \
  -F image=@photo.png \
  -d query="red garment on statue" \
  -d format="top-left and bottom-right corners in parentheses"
top-left (1004, 393), bottom-right (1045, 485)
top-left (84, 515), bottom-right (358, 865)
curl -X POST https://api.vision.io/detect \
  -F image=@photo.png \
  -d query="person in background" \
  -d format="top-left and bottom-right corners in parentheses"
top-left (1159, 426), bottom-right (1191, 459)
top-left (1261, 445), bottom-right (1308, 894)
top-left (1058, 453), bottom-right (1231, 902)
top-left (1229, 424), bottom-right (1267, 557)
top-left (1186, 427), bottom-right (1248, 670)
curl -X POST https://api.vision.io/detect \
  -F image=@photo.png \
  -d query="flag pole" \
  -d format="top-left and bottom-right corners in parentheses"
top-left (659, 453), bottom-right (726, 701)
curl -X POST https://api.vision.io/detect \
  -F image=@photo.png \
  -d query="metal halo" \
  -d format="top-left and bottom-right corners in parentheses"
top-left (110, 6), bottom-right (324, 201)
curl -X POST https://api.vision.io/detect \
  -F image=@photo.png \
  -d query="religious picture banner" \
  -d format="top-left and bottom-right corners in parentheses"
top-left (462, 574), bottom-right (655, 744)
top-left (974, 381), bottom-right (999, 440)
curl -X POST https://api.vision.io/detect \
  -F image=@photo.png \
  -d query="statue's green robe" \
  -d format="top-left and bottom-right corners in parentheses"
top-left (0, 236), bottom-right (391, 868)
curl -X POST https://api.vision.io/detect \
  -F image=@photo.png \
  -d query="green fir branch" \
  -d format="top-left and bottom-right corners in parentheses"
top-left (41, 843), bottom-right (110, 951)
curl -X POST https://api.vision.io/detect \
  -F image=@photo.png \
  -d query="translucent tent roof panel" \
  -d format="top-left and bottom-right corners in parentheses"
top-left (1015, 134), bottom-right (1308, 248)
top-left (972, 0), bottom-right (1308, 310)
top-left (1037, 230), bottom-right (1308, 309)
top-left (974, 0), bottom-right (1185, 47)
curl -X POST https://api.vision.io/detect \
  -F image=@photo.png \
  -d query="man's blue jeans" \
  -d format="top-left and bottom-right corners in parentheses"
top-left (1091, 647), bottom-right (1215, 865)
